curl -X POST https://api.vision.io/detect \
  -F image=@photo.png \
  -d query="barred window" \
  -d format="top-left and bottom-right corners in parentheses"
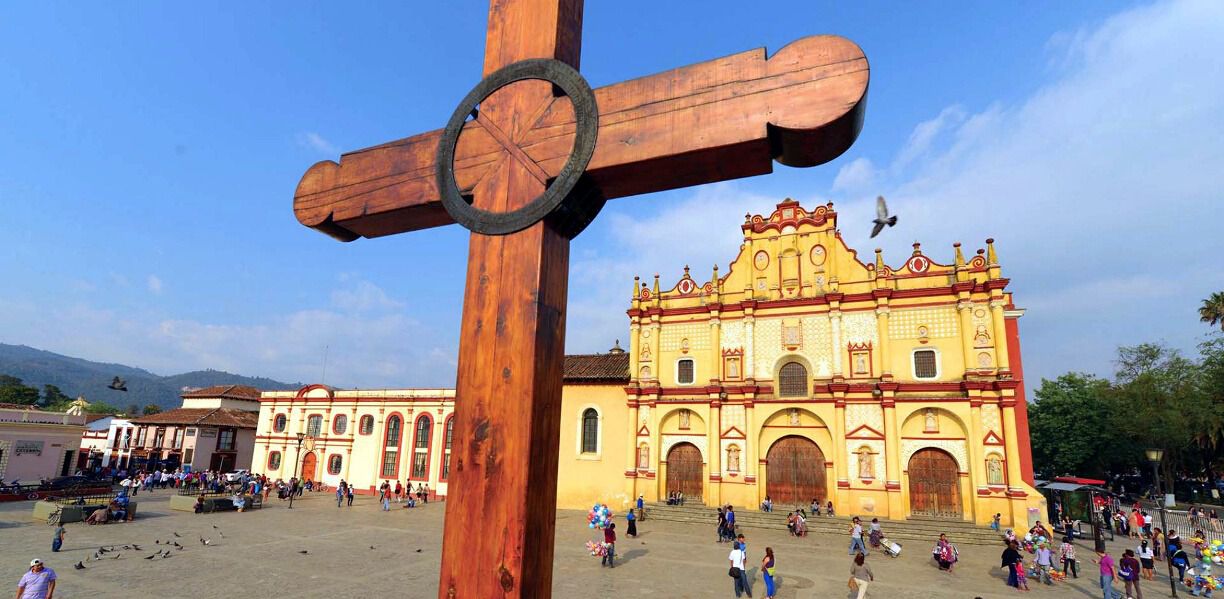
top-left (411, 416), bottom-right (432, 479)
top-left (442, 417), bottom-right (454, 480)
top-left (677, 359), bottom-right (695, 384)
top-left (581, 408), bottom-right (599, 454)
top-left (273, 414), bottom-right (287, 433)
top-left (913, 350), bottom-right (938, 379)
top-left (267, 451), bottom-right (281, 470)
top-left (381, 416), bottom-right (402, 478)
top-left (306, 415), bottom-right (323, 437)
top-left (359, 415), bottom-right (374, 435)
top-left (778, 362), bottom-right (809, 397)
top-left (328, 454), bottom-right (343, 475)
top-left (333, 414), bottom-right (347, 435)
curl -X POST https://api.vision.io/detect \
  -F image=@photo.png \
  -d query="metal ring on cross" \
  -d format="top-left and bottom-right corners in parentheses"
top-left (436, 58), bottom-right (603, 239)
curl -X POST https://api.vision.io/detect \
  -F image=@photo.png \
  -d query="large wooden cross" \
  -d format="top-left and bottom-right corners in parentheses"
top-left (292, 1), bottom-right (868, 596)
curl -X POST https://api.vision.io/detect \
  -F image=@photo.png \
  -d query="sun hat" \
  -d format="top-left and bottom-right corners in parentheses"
top-left (29, 559), bottom-right (42, 567)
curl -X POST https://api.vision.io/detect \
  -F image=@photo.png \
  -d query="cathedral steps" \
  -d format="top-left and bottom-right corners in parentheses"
top-left (642, 503), bottom-right (1007, 546)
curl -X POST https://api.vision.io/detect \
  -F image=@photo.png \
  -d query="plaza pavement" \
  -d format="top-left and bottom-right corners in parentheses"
top-left (0, 489), bottom-right (1175, 598)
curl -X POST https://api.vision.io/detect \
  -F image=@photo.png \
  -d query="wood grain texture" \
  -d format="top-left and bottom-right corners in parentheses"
top-left (435, 1), bottom-right (580, 598)
top-left (294, 34), bottom-right (868, 241)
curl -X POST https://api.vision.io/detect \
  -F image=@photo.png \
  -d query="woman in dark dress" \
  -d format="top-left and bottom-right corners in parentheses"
top-left (626, 507), bottom-right (637, 538)
top-left (1001, 540), bottom-right (1022, 588)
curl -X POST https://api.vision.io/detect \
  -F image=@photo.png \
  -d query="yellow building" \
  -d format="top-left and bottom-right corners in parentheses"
top-left (251, 199), bottom-right (1042, 527)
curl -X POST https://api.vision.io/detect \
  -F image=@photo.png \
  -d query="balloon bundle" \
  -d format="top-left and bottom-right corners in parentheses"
top-left (585, 540), bottom-right (608, 557)
top-left (587, 503), bottom-right (613, 529)
top-left (1021, 533), bottom-right (1041, 554)
top-left (1191, 538), bottom-right (1223, 592)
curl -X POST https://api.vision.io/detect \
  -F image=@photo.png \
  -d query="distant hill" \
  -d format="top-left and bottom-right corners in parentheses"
top-left (0, 343), bottom-right (300, 411)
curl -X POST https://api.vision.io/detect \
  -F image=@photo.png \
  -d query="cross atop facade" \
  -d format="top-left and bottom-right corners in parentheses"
top-left (292, 1), bottom-right (868, 596)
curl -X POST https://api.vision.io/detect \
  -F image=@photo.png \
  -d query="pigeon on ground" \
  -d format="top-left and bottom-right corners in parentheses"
top-left (218, 531), bottom-right (225, 538)
top-left (870, 195), bottom-right (898, 238)
top-left (415, 549), bottom-right (422, 553)
top-left (144, 554), bottom-right (157, 560)
top-left (173, 532), bottom-right (180, 537)
top-left (201, 539), bottom-right (212, 546)
top-left (108, 377), bottom-right (127, 392)
top-left (155, 540), bottom-right (160, 544)
top-left (91, 552), bottom-right (101, 561)
top-left (112, 553), bottom-right (121, 560)
top-left (173, 542), bottom-right (182, 548)
top-left (212, 524), bottom-right (218, 529)
top-left (73, 562), bottom-right (85, 570)
top-left (369, 546), bottom-right (376, 550)
top-left (98, 547), bottom-right (109, 554)
top-left (176, 545), bottom-right (183, 551)
top-left (131, 544), bottom-right (141, 551)
top-left (298, 550), bottom-right (308, 555)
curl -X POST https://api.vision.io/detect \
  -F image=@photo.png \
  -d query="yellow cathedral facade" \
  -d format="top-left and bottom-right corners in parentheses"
top-left (251, 199), bottom-right (1043, 527)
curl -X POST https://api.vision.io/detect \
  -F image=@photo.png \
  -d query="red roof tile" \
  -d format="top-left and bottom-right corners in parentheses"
top-left (180, 385), bottom-right (263, 401)
top-left (562, 353), bottom-right (629, 382)
top-left (130, 407), bottom-right (259, 428)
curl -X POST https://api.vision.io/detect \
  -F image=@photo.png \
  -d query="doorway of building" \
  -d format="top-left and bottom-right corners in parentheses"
top-left (765, 436), bottom-right (827, 506)
top-left (907, 448), bottom-right (962, 519)
top-left (665, 443), bottom-right (703, 504)
top-left (300, 451), bottom-right (318, 482)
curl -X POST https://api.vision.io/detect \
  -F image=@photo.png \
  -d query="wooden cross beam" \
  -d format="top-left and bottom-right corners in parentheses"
top-left (290, 1), bottom-right (868, 597)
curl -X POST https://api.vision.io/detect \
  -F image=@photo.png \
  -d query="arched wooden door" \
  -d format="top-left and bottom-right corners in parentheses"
top-left (907, 448), bottom-right (962, 518)
top-left (300, 451), bottom-right (318, 481)
top-left (665, 443), bottom-right (703, 504)
top-left (766, 436), bottom-right (827, 505)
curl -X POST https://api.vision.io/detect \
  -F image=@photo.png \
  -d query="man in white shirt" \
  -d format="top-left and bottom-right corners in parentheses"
top-left (728, 541), bottom-right (751, 598)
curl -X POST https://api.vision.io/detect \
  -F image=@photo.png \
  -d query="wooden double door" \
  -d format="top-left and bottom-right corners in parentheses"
top-left (665, 443), bottom-right (703, 504)
top-left (907, 448), bottom-right (962, 519)
top-left (765, 436), bottom-right (827, 505)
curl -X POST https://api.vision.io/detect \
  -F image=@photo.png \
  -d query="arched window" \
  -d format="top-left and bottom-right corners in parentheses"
top-left (327, 454), bottom-right (343, 475)
top-left (332, 414), bottom-right (347, 435)
top-left (267, 451), bottom-right (281, 470)
top-left (411, 415), bottom-right (432, 479)
top-left (359, 415), bottom-right (375, 435)
top-left (442, 416), bottom-right (454, 480)
top-left (381, 415), bottom-right (402, 478)
top-left (778, 362), bottom-right (809, 397)
top-left (306, 415), bottom-right (323, 437)
top-left (273, 414), bottom-right (287, 433)
top-left (581, 408), bottom-right (599, 454)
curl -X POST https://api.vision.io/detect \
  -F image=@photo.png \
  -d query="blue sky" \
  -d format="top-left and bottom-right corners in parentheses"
top-left (2, 1), bottom-right (1221, 390)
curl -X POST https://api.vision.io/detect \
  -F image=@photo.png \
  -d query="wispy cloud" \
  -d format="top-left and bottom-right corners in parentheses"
top-left (146, 274), bottom-right (163, 295)
top-left (296, 131), bottom-right (339, 155)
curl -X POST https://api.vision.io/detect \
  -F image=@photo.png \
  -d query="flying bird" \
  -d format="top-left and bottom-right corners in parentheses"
top-left (73, 562), bottom-right (85, 570)
top-left (870, 195), bottom-right (898, 239)
top-left (108, 377), bottom-right (127, 392)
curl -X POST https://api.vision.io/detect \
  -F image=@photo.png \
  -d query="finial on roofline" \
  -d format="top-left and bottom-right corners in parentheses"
top-left (953, 242), bottom-right (965, 268)
top-left (986, 238), bottom-right (998, 265)
top-left (874, 247), bottom-right (884, 271)
top-left (911, 241), bottom-right (922, 256)
top-left (633, 276), bottom-right (640, 302)
top-left (609, 339), bottom-right (625, 354)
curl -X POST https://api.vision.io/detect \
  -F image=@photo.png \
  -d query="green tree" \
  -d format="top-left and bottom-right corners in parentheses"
top-left (1201, 292), bottom-right (1224, 331)
top-left (1028, 373), bottom-right (1116, 478)
top-left (142, 404), bottom-right (162, 415)
top-left (40, 384), bottom-right (71, 408)
top-left (0, 375), bottom-right (40, 405)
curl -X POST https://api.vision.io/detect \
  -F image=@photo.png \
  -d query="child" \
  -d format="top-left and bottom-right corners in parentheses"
top-left (601, 522), bottom-right (616, 568)
top-left (991, 513), bottom-right (1002, 532)
top-left (1015, 559), bottom-right (1030, 590)
top-left (51, 524), bottom-right (65, 552)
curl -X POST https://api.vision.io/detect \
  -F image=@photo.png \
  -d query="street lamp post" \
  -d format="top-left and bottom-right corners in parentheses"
top-left (289, 433), bottom-right (305, 510)
top-left (1146, 448), bottom-right (1176, 597)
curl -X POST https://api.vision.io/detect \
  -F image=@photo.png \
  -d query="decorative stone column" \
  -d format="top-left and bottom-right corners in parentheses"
top-left (707, 399), bottom-right (722, 506)
top-left (881, 385), bottom-right (903, 517)
top-left (625, 399), bottom-right (639, 499)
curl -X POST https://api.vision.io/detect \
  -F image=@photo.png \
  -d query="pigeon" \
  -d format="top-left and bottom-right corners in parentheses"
top-left (144, 554), bottom-right (157, 560)
top-left (91, 552), bottom-right (101, 561)
top-left (218, 531), bottom-right (225, 538)
top-left (173, 542), bottom-right (182, 548)
top-left (112, 553), bottom-right (121, 560)
top-left (176, 545), bottom-right (184, 551)
top-left (98, 546), bottom-right (110, 554)
top-left (173, 532), bottom-right (180, 537)
top-left (212, 524), bottom-right (219, 529)
top-left (415, 549), bottom-right (422, 553)
top-left (156, 540), bottom-right (160, 544)
top-left (73, 562), bottom-right (85, 570)
top-left (132, 544), bottom-right (141, 551)
top-left (201, 539), bottom-right (212, 546)
top-left (870, 195), bottom-right (898, 238)
top-left (369, 546), bottom-right (376, 550)
top-left (108, 376), bottom-right (127, 392)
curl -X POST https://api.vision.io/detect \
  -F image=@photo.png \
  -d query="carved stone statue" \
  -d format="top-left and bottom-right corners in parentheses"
top-left (857, 447), bottom-right (874, 479)
top-left (987, 456), bottom-right (1005, 485)
top-left (726, 445), bottom-right (741, 472)
top-left (924, 408), bottom-right (938, 433)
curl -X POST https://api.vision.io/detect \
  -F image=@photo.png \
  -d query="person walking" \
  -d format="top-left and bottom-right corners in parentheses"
top-left (626, 506), bottom-right (637, 538)
top-left (636, 495), bottom-right (645, 521)
top-left (728, 541), bottom-right (751, 598)
top-left (50, 525), bottom-right (65, 553)
top-left (1034, 542), bottom-right (1054, 585)
top-left (850, 551), bottom-right (873, 599)
top-left (1001, 540), bottom-right (1022, 588)
top-left (381, 485), bottom-right (391, 511)
top-left (849, 517), bottom-right (868, 556)
top-left (1059, 537), bottom-right (1079, 578)
top-left (1137, 539), bottom-right (1155, 580)
top-left (761, 547), bottom-right (776, 599)
top-left (717, 507), bottom-right (728, 543)
top-left (934, 533), bottom-right (957, 572)
top-left (336, 481), bottom-right (346, 508)
top-left (16, 559), bottom-right (56, 599)
top-left (346, 484), bottom-right (354, 507)
top-left (393, 480), bottom-right (402, 503)
top-left (1119, 548), bottom-right (1143, 599)
top-left (1091, 548), bottom-right (1116, 599)
top-left (601, 522), bottom-right (616, 568)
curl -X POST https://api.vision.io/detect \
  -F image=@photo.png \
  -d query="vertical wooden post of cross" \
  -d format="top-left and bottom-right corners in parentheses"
top-left (437, 1), bottom-right (582, 597)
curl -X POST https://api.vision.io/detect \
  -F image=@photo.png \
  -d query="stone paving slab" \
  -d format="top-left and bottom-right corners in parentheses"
top-left (0, 489), bottom-right (1175, 598)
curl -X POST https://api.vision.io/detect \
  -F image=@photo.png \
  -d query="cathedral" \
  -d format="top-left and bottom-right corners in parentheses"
top-left (251, 199), bottom-right (1042, 527)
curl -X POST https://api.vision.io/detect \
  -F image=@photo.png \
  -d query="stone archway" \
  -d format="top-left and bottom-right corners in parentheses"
top-left (765, 436), bottom-right (827, 505)
top-left (907, 448), bottom-right (961, 519)
top-left (665, 443), bottom-right (703, 504)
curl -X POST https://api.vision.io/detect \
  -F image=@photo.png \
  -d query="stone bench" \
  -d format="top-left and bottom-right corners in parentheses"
top-left (32, 500), bottom-right (138, 523)
top-left (170, 494), bottom-right (263, 513)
